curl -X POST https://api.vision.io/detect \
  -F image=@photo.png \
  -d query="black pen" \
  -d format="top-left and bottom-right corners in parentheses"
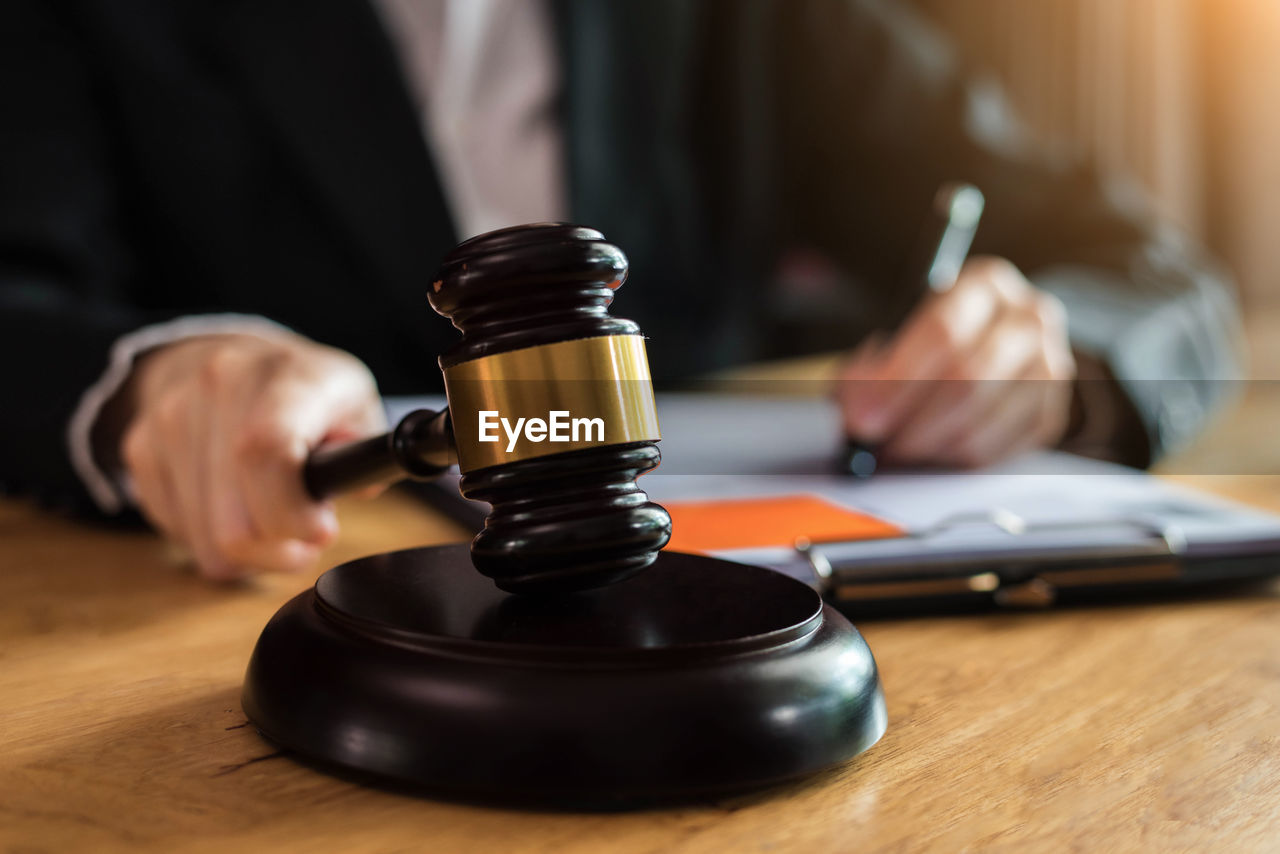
top-left (840, 182), bottom-right (986, 478)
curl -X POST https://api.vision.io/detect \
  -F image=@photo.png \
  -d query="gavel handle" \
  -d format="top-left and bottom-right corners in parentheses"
top-left (303, 408), bottom-right (454, 500)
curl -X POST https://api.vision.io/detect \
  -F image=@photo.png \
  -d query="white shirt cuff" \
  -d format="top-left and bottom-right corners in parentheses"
top-left (65, 314), bottom-right (293, 514)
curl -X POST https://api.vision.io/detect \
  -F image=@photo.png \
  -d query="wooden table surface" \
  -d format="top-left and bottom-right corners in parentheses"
top-left (5, 405), bottom-right (1280, 852)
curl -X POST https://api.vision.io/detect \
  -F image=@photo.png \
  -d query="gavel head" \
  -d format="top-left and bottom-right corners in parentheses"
top-left (428, 223), bottom-right (672, 595)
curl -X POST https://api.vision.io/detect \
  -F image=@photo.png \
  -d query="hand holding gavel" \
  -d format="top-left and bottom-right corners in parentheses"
top-left (117, 330), bottom-right (390, 581)
top-left (116, 224), bottom-right (672, 594)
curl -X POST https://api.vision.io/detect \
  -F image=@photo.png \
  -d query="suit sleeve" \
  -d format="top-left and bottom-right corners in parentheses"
top-left (776, 0), bottom-right (1243, 465)
top-left (0, 0), bottom-right (174, 512)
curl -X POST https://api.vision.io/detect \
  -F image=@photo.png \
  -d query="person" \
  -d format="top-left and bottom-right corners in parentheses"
top-left (0, 0), bottom-right (1241, 580)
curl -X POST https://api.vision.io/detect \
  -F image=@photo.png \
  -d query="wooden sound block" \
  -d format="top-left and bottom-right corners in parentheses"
top-left (241, 545), bottom-right (886, 807)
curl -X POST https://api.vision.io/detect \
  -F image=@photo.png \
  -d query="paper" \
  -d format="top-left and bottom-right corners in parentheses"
top-left (385, 393), bottom-right (1280, 584)
top-left (663, 494), bottom-right (902, 553)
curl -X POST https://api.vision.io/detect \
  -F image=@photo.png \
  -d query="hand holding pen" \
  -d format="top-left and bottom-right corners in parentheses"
top-left (836, 183), bottom-right (1077, 473)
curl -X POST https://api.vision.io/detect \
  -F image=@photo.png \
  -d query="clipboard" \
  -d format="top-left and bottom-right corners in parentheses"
top-left (388, 394), bottom-right (1280, 614)
top-left (794, 512), bottom-right (1191, 611)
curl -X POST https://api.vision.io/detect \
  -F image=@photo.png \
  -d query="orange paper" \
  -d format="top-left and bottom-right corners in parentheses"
top-left (663, 494), bottom-right (903, 554)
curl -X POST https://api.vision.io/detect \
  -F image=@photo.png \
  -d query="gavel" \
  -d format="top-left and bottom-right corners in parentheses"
top-left (300, 222), bottom-right (673, 595)
top-left (243, 222), bottom-right (887, 804)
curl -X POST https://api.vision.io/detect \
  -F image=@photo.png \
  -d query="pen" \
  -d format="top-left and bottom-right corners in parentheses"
top-left (840, 182), bottom-right (986, 477)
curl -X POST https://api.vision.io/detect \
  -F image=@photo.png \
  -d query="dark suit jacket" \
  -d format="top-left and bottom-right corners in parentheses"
top-left (0, 0), bottom-right (1242, 510)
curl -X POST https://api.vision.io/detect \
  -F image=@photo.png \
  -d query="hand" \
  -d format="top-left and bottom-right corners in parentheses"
top-left (117, 332), bottom-right (387, 580)
top-left (836, 256), bottom-right (1076, 468)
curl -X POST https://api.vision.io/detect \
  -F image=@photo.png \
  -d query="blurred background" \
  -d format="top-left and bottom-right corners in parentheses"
top-left (916, 0), bottom-right (1280, 478)
top-left (745, 0), bottom-right (1280, 477)
top-left (915, 0), bottom-right (1280, 333)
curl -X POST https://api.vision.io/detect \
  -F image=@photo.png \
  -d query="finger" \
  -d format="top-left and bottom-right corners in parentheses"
top-left (909, 330), bottom-right (1074, 469)
top-left (1031, 350), bottom-right (1077, 449)
top-left (316, 401), bottom-right (391, 503)
top-left (878, 269), bottom-right (1007, 381)
top-left (847, 275), bottom-right (1003, 440)
top-left (318, 396), bottom-right (388, 446)
top-left (958, 292), bottom-right (1075, 458)
top-left (187, 385), bottom-right (262, 581)
top-left (158, 390), bottom-right (237, 579)
top-left (883, 310), bottom-right (1045, 462)
top-left (945, 379), bottom-right (1048, 467)
top-left (190, 346), bottom-right (333, 576)
top-left (204, 362), bottom-right (278, 577)
top-left (122, 420), bottom-right (183, 541)
top-left (209, 436), bottom-right (325, 575)
top-left (882, 378), bottom-right (1040, 469)
top-left (877, 379), bottom-right (981, 466)
top-left (206, 452), bottom-right (258, 578)
top-left (135, 460), bottom-right (186, 545)
top-left (218, 536), bottom-right (324, 576)
top-left (235, 369), bottom-right (370, 543)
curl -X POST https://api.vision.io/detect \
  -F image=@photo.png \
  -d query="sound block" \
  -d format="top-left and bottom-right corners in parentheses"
top-left (242, 545), bottom-right (886, 806)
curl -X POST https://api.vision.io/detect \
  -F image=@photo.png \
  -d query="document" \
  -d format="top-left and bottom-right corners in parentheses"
top-left (386, 394), bottom-right (1280, 593)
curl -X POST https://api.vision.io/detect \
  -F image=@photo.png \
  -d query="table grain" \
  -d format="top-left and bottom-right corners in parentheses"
top-left (3, 452), bottom-right (1280, 852)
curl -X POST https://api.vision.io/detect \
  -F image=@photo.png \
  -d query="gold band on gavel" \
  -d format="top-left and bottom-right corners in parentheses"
top-left (443, 334), bottom-right (661, 473)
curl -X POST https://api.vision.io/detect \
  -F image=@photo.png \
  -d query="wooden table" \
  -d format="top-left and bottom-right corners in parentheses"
top-left (4, 423), bottom-right (1280, 853)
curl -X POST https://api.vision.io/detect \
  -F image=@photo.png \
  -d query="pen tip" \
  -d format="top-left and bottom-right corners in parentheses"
top-left (845, 446), bottom-right (878, 479)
